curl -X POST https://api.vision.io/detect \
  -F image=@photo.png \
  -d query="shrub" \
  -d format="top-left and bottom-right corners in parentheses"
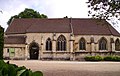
top-left (84, 56), bottom-right (92, 61)
top-left (84, 55), bottom-right (103, 61)
top-left (111, 56), bottom-right (120, 61)
top-left (103, 56), bottom-right (120, 61)
top-left (0, 60), bottom-right (43, 76)
top-left (94, 55), bottom-right (103, 61)
top-left (116, 56), bottom-right (120, 61)
top-left (104, 56), bottom-right (113, 61)
top-left (85, 55), bottom-right (120, 61)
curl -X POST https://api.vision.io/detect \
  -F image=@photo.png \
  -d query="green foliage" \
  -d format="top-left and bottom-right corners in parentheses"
top-left (84, 55), bottom-right (103, 61)
top-left (113, 56), bottom-right (120, 61)
top-left (87, 0), bottom-right (120, 20)
top-left (7, 8), bottom-right (48, 25)
top-left (32, 71), bottom-right (43, 76)
top-left (104, 56), bottom-right (113, 61)
top-left (0, 26), bottom-right (4, 60)
top-left (0, 60), bottom-right (43, 76)
top-left (104, 56), bottom-right (120, 61)
top-left (85, 55), bottom-right (120, 61)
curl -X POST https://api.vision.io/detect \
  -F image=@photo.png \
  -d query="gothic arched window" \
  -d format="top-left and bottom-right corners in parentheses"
top-left (79, 38), bottom-right (86, 50)
top-left (57, 35), bottom-right (66, 51)
top-left (99, 37), bottom-right (107, 50)
top-left (46, 38), bottom-right (52, 51)
top-left (115, 39), bottom-right (120, 51)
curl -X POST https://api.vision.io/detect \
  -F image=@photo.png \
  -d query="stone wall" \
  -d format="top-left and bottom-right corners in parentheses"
top-left (26, 33), bottom-right (70, 51)
top-left (3, 33), bottom-right (120, 60)
top-left (4, 44), bottom-right (25, 59)
top-left (74, 35), bottom-right (112, 51)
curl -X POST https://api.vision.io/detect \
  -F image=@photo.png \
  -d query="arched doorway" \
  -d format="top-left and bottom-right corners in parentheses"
top-left (29, 42), bottom-right (39, 59)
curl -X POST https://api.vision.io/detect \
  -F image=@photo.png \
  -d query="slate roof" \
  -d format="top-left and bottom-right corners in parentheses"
top-left (4, 36), bottom-right (26, 44)
top-left (5, 18), bottom-right (120, 36)
top-left (72, 19), bottom-right (120, 36)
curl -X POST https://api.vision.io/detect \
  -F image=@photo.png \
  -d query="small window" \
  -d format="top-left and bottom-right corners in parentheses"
top-left (115, 39), bottom-right (120, 51)
top-left (46, 38), bottom-right (52, 51)
top-left (7, 49), bottom-right (9, 53)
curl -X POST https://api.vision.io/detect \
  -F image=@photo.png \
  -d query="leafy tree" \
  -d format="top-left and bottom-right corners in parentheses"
top-left (87, 0), bottom-right (120, 20)
top-left (7, 8), bottom-right (48, 25)
top-left (0, 26), bottom-right (4, 60)
top-left (64, 16), bottom-right (68, 18)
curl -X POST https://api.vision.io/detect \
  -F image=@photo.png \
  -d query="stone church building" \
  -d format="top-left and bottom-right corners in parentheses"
top-left (3, 18), bottom-right (120, 60)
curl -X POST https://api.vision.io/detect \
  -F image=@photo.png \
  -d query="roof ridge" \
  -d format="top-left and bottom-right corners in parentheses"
top-left (13, 18), bottom-right (95, 20)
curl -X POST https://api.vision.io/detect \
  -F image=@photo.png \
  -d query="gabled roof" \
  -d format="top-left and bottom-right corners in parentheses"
top-left (6, 19), bottom-right (33, 34)
top-left (26, 19), bottom-right (71, 33)
top-left (4, 36), bottom-right (26, 44)
top-left (5, 18), bottom-right (71, 34)
top-left (72, 19), bottom-right (120, 36)
top-left (5, 18), bottom-right (120, 36)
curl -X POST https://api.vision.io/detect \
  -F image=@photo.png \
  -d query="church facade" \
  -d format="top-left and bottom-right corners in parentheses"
top-left (3, 18), bottom-right (120, 60)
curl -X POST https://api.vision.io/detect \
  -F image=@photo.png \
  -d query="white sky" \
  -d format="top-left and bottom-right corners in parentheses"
top-left (0, 0), bottom-right (120, 33)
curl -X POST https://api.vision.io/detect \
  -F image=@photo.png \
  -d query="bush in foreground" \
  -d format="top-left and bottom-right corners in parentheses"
top-left (0, 60), bottom-right (43, 76)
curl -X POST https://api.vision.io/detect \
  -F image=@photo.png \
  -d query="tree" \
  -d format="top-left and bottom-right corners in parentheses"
top-left (87, 0), bottom-right (120, 20)
top-left (64, 16), bottom-right (68, 18)
top-left (0, 26), bottom-right (4, 59)
top-left (7, 8), bottom-right (48, 25)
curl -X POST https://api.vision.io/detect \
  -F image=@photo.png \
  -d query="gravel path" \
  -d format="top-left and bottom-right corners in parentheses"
top-left (7, 60), bottom-right (120, 76)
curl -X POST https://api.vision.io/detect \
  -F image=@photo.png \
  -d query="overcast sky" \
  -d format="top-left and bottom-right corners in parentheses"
top-left (0, 0), bottom-right (120, 33)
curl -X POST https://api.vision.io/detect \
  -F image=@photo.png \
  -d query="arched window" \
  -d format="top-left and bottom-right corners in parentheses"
top-left (46, 38), bottom-right (52, 51)
top-left (99, 37), bottom-right (107, 50)
top-left (115, 39), bottom-right (120, 51)
top-left (79, 38), bottom-right (86, 50)
top-left (57, 35), bottom-right (66, 51)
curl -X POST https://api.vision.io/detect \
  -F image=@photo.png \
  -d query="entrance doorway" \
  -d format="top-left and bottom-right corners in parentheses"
top-left (29, 42), bottom-right (39, 59)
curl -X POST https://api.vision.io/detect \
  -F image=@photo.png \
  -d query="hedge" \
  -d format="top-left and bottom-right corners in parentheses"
top-left (104, 56), bottom-right (120, 61)
top-left (84, 55), bottom-right (103, 61)
top-left (84, 55), bottom-right (120, 61)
